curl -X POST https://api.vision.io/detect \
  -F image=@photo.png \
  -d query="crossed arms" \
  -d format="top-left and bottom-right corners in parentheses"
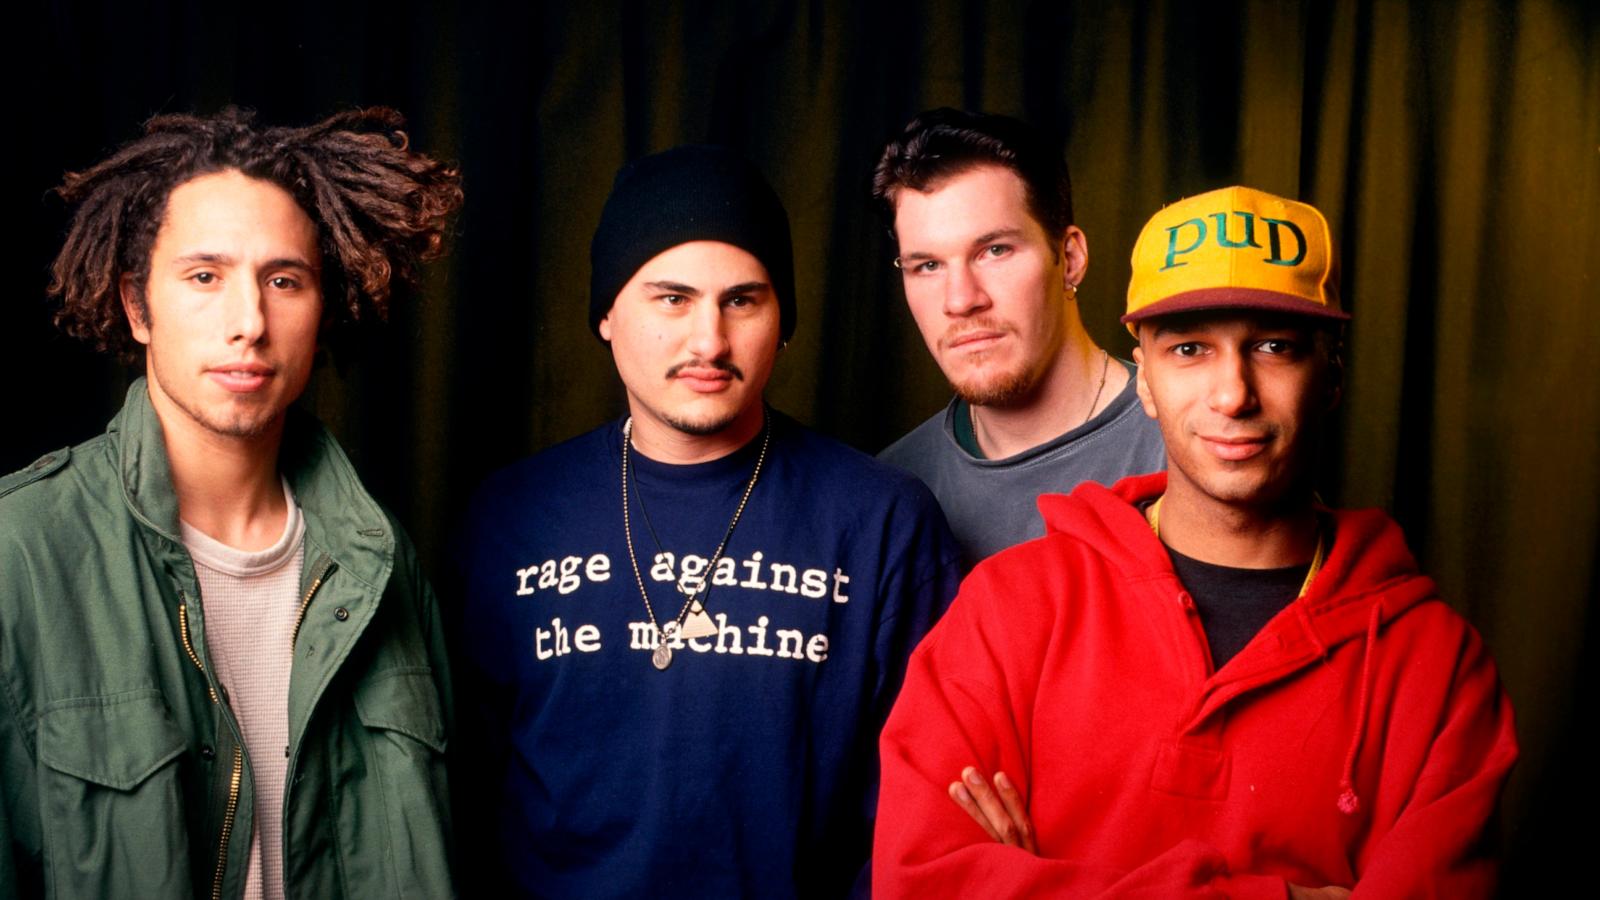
top-left (871, 562), bottom-right (1517, 899)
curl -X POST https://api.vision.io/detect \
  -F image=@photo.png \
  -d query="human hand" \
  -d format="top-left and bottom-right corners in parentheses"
top-left (947, 766), bottom-right (1038, 854)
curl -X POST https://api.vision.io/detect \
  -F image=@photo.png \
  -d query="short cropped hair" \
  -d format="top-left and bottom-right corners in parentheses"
top-left (871, 108), bottom-right (1074, 243)
top-left (48, 106), bottom-right (464, 359)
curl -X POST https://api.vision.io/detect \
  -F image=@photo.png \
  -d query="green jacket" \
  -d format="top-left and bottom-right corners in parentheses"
top-left (0, 380), bottom-right (454, 899)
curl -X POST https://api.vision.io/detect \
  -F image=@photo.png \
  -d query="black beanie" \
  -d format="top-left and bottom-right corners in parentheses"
top-left (589, 145), bottom-right (796, 342)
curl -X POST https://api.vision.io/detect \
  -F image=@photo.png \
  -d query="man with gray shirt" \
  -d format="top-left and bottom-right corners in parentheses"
top-left (874, 109), bottom-right (1164, 567)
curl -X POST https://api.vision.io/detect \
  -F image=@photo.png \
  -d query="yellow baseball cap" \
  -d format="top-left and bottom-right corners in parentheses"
top-left (1122, 186), bottom-right (1347, 333)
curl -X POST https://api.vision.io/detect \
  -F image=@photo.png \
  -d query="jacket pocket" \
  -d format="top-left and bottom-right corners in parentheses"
top-left (353, 666), bottom-right (447, 753)
top-left (349, 667), bottom-right (452, 898)
top-left (38, 690), bottom-right (193, 897)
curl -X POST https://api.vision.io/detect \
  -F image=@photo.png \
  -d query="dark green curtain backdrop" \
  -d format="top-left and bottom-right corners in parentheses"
top-left (12, 0), bottom-right (1596, 892)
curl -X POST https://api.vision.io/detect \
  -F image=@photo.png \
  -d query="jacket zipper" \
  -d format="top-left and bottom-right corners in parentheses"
top-left (180, 556), bottom-right (335, 899)
top-left (177, 602), bottom-right (219, 704)
top-left (289, 554), bottom-right (336, 650)
top-left (212, 746), bottom-right (243, 900)
top-left (177, 591), bottom-right (243, 900)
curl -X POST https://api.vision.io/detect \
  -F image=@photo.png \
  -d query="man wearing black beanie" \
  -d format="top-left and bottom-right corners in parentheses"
top-left (455, 145), bottom-right (963, 898)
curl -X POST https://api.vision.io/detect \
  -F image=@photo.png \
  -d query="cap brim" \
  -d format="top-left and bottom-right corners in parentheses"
top-left (1121, 287), bottom-right (1350, 326)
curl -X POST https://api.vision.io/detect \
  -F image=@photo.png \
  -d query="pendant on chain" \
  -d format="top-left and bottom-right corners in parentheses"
top-left (680, 600), bottom-right (717, 639)
top-left (653, 622), bottom-right (679, 670)
top-left (622, 414), bottom-right (770, 673)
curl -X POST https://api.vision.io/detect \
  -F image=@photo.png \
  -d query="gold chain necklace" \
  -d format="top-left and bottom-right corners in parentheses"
top-left (621, 413), bottom-right (770, 671)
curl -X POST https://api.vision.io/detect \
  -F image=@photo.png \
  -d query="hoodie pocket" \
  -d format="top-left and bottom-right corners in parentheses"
top-left (38, 690), bottom-right (194, 896)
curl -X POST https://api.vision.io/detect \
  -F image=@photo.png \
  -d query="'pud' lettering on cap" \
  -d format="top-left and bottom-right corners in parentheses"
top-left (1261, 217), bottom-right (1307, 267)
top-left (1213, 212), bottom-right (1261, 250)
top-left (1162, 210), bottom-right (1309, 270)
top-left (1124, 186), bottom-right (1346, 334)
top-left (1163, 218), bottom-right (1207, 270)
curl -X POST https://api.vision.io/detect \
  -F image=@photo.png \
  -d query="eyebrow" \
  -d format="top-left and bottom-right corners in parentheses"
top-left (170, 252), bottom-right (318, 272)
top-left (899, 227), bottom-right (1030, 261)
top-left (1150, 316), bottom-right (1315, 340)
top-left (971, 228), bottom-right (1027, 247)
top-left (644, 280), bottom-right (702, 297)
top-left (644, 280), bottom-right (771, 299)
top-left (720, 281), bottom-right (770, 299)
top-left (1153, 320), bottom-right (1230, 341)
top-left (1150, 321), bottom-right (1191, 338)
top-left (172, 252), bottom-right (234, 266)
top-left (262, 256), bottom-right (318, 272)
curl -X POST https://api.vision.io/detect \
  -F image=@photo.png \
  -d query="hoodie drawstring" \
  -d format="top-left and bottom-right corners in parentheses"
top-left (1337, 601), bottom-right (1383, 815)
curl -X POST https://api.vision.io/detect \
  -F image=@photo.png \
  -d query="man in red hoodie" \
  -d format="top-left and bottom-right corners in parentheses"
top-left (874, 186), bottom-right (1517, 898)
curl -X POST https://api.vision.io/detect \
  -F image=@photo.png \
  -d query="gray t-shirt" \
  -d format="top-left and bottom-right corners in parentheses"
top-left (879, 361), bottom-right (1167, 568)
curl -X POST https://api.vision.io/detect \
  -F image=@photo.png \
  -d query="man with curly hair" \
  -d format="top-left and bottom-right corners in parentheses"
top-left (0, 107), bottom-right (463, 899)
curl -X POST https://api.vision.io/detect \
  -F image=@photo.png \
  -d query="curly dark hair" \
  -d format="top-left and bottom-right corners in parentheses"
top-left (48, 106), bottom-right (463, 359)
top-left (871, 108), bottom-right (1074, 245)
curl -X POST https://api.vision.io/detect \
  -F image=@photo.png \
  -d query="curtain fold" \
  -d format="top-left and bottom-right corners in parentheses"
top-left (13, 0), bottom-right (1595, 891)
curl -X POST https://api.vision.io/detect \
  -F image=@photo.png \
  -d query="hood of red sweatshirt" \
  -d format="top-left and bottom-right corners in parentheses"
top-left (1037, 472), bottom-right (1437, 646)
top-left (1038, 472), bottom-right (1439, 816)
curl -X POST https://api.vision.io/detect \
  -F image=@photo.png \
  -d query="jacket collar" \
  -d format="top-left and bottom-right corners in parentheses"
top-left (109, 377), bottom-right (395, 590)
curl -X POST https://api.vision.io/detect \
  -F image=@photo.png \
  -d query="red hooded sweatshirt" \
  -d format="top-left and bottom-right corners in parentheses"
top-left (875, 473), bottom-right (1516, 898)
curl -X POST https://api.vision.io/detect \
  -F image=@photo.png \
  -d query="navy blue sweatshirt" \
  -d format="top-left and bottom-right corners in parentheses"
top-left (454, 413), bottom-right (961, 898)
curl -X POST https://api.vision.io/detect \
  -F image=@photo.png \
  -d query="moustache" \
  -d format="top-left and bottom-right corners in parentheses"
top-left (665, 358), bottom-right (745, 380)
top-left (941, 317), bottom-right (1014, 350)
